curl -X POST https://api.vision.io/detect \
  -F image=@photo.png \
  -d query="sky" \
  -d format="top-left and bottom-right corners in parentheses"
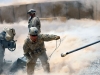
top-left (0, 0), bottom-right (77, 6)
top-left (0, 0), bottom-right (13, 3)
top-left (0, 0), bottom-right (75, 3)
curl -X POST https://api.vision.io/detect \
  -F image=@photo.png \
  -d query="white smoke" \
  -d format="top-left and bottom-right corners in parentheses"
top-left (0, 19), bottom-right (100, 75)
top-left (0, 0), bottom-right (77, 6)
top-left (0, 0), bottom-right (99, 7)
top-left (0, 0), bottom-right (100, 75)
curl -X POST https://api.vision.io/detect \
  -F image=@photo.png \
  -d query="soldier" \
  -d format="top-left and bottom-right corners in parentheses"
top-left (0, 28), bottom-right (16, 74)
top-left (23, 27), bottom-right (60, 75)
top-left (27, 9), bottom-right (41, 33)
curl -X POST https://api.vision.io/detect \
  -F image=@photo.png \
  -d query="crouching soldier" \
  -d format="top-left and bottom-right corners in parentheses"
top-left (23, 27), bottom-right (60, 75)
top-left (0, 28), bottom-right (16, 74)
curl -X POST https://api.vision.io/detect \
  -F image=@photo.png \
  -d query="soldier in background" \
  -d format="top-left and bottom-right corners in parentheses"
top-left (23, 27), bottom-right (60, 75)
top-left (0, 28), bottom-right (16, 74)
top-left (27, 9), bottom-right (41, 33)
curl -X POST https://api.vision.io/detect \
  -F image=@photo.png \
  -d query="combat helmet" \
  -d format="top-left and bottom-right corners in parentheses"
top-left (3, 28), bottom-right (16, 41)
top-left (29, 27), bottom-right (38, 36)
top-left (27, 9), bottom-right (36, 14)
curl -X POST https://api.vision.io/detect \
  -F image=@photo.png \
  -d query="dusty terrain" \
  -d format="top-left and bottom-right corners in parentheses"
top-left (0, 19), bottom-right (100, 75)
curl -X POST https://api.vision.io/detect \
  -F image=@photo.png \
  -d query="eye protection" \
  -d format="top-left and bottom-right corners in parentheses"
top-left (30, 35), bottom-right (37, 37)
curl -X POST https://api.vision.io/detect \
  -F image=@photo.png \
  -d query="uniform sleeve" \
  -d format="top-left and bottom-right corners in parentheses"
top-left (32, 17), bottom-right (41, 32)
top-left (23, 39), bottom-right (31, 57)
top-left (28, 17), bottom-right (32, 28)
top-left (40, 34), bottom-right (58, 41)
top-left (36, 17), bottom-right (41, 29)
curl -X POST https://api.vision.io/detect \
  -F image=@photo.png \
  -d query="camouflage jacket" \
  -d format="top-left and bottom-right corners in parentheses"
top-left (28, 16), bottom-right (41, 32)
top-left (23, 34), bottom-right (58, 58)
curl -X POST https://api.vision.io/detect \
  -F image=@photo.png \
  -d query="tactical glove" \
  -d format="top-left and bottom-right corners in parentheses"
top-left (55, 36), bottom-right (60, 40)
top-left (24, 53), bottom-right (31, 59)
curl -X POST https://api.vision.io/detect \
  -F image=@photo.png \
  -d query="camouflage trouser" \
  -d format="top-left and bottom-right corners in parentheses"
top-left (0, 44), bottom-right (5, 74)
top-left (27, 51), bottom-right (50, 75)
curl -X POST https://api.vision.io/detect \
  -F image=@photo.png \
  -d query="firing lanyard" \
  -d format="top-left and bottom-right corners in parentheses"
top-left (36, 38), bottom-right (62, 70)
top-left (49, 38), bottom-right (61, 59)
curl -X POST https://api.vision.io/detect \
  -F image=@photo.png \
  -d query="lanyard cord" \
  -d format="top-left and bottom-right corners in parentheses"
top-left (35, 38), bottom-right (61, 70)
top-left (49, 38), bottom-right (61, 59)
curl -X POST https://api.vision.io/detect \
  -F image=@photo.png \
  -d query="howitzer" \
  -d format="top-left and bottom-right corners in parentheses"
top-left (61, 40), bottom-right (100, 57)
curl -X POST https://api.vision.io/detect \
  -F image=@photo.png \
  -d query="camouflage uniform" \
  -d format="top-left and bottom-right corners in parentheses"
top-left (23, 34), bottom-right (59, 75)
top-left (0, 43), bottom-right (5, 74)
top-left (28, 16), bottom-right (41, 33)
top-left (0, 28), bottom-right (15, 74)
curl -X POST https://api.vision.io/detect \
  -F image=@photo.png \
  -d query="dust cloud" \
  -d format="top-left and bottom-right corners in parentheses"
top-left (0, 0), bottom-right (76, 6)
top-left (0, 0), bottom-right (100, 75)
top-left (0, 0), bottom-right (99, 7)
top-left (0, 19), bottom-right (100, 75)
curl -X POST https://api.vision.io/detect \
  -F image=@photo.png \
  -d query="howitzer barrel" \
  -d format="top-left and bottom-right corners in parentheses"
top-left (61, 40), bottom-right (100, 57)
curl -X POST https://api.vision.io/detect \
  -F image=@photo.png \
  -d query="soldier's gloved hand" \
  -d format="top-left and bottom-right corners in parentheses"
top-left (55, 36), bottom-right (60, 40)
top-left (24, 53), bottom-right (31, 59)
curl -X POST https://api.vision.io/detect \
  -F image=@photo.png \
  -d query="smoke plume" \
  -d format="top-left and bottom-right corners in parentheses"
top-left (0, 0), bottom-right (76, 6)
top-left (0, 19), bottom-right (100, 75)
